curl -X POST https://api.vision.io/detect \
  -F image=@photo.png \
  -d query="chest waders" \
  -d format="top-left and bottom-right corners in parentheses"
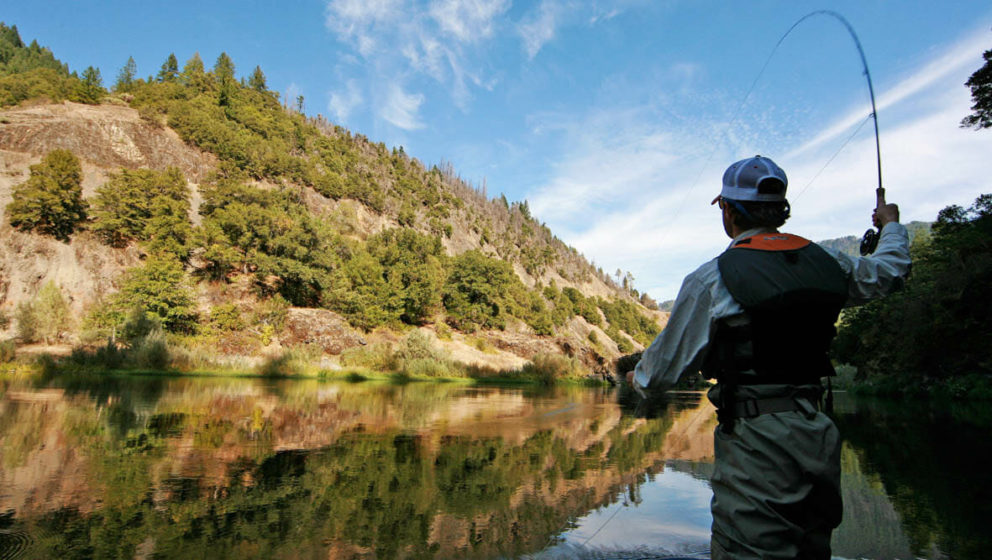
top-left (702, 233), bottom-right (848, 432)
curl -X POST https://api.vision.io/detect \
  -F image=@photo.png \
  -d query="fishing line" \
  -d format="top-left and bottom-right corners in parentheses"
top-left (579, 494), bottom-right (627, 548)
top-left (792, 113), bottom-right (873, 202)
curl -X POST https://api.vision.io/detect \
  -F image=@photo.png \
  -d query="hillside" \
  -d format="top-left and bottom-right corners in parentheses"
top-left (0, 24), bottom-right (666, 378)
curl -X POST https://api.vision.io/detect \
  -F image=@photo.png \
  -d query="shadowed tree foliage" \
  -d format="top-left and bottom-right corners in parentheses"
top-left (197, 178), bottom-right (336, 306)
top-left (6, 149), bottom-right (87, 241)
top-left (962, 44), bottom-right (992, 129)
top-left (833, 194), bottom-right (992, 393)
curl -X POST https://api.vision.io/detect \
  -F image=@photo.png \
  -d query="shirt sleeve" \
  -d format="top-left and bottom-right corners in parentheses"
top-left (632, 263), bottom-right (726, 393)
top-left (824, 222), bottom-right (912, 306)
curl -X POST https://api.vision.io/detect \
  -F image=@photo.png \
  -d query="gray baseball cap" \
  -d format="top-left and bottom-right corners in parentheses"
top-left (719, 155), bottom-right (788, 202)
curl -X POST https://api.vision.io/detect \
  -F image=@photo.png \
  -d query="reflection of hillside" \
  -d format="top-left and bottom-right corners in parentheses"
top-left (831, 443), bottom-right (915, 560)
top-left (834, 395), bottom-right (992, 559)
top-left (0, 379), bottom-right (718, 559)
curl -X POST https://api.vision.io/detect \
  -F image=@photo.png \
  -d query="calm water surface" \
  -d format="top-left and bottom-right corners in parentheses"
top-left (0, 376), bottom-right (989, 559)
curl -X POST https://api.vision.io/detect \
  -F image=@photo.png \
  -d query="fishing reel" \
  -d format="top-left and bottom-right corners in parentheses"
top-left (859, 228), bottom-right (879, 255)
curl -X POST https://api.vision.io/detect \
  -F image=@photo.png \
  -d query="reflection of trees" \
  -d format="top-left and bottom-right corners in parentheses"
top-left (0, 380), bottom-right (688, 559)
top-left (834, 397), bottom-right (992, 559)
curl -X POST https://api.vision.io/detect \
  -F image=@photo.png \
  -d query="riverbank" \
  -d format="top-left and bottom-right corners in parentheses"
top-left (832, 364), bottom-right (992, 400)
top-left (0, 340), bottom-right (612, 388)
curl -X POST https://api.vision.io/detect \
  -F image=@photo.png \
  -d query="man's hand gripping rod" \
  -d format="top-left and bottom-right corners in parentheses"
top-left (860, 187), bottom-right (885, 255)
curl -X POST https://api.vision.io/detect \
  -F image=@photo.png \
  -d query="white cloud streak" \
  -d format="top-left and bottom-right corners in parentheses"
top-left (328, 79), bottom-right (364, 122)
top-left (382, 84), bottom-right (427, 130)
top-left (519, 0), bottom-right (561, 59)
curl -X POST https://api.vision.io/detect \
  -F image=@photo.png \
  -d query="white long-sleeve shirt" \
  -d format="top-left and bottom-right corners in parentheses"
top-left (632, 222), bottom-right (912, 392)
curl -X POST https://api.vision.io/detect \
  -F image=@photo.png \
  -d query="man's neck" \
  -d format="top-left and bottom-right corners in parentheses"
top-left (731, 225), bottom-right (777, 241)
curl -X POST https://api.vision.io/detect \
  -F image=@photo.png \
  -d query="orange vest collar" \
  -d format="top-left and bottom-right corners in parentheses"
top-left (731, 233), bottom-right (811, 251)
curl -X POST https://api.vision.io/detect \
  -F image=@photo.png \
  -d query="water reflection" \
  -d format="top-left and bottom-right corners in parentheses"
top-left (1, 378), bottom-right (990, 559)
top-left (0, 377), bottom-right (707, 559)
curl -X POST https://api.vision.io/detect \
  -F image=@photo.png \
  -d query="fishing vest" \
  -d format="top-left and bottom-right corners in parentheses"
top-left (702, 233), bottom-right (848, 385)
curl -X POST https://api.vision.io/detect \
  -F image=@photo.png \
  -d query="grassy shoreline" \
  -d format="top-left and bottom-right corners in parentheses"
top-left (1, 350), bottom-right (611, 388)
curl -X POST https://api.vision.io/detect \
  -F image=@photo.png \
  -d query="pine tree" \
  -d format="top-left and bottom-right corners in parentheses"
top-left (248, 65), bottom-right (267, 92)
top-left (213, 52), bottom-right (235, 83)
top-left (214, 52), bottom-right (236, 106)
top-left (79, 65), bottom-right (103, 103)
top-left (180, 52), bottom-right (207, 91)
top-left (157, 53), bottom-right (178, 82)
top-left (114, 56), bottom-right (136, 92)
top-left (6, 149), bottom-right (87, 241)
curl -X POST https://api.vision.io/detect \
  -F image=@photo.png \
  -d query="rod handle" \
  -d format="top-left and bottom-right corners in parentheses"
top-left (875, 187), bottom-right (886, 210)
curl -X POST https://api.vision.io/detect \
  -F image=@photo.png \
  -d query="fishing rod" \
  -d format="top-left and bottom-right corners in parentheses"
top-left (787, 10), bottom-right (885, 254)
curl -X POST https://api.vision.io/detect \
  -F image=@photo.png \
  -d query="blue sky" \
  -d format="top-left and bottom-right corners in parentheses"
top-left (5, 1), bottom-right (992, 300)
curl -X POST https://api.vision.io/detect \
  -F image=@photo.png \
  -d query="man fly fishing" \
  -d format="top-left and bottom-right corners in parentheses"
top-left (626, 155), bottom-right (910, 559)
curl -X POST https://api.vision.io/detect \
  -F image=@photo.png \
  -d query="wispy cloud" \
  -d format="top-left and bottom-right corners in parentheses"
top-left (328, 79), bottom-right (364, 122)
top-left (382, 84), bottom-right (427, 130)
top-left (324, 0), bottom-right (513, 125)
top-left (323, 0), bottom-right (623, 124)
top-left (519, 0), bottom-right (561, 59)
top-left (430, 0), bottom-right (509, 43)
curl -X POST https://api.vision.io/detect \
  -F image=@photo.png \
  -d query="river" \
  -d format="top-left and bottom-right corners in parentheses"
top-left (0, 375), bottom-right (989, 559)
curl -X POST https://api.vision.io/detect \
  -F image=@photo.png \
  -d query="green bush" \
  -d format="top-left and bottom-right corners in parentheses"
top-left (403, 358), bottom-right (456, 378)
top-left (14, 280), bottom-right (71, 343)
top-left (340, 343), bottom-right (398, 372)
top-left (130, 332), bottom-right (170, 370)
top-left (443, 250), bottom-right (517, 331)
top-left (90, 167), bottom-right (191, 256)
top-left (113, 256), bottom-right (197, 333)
top-left (522, 352), bottom-right (586, 385)
top-left (210, 303), bottom-right (244, 331)
top-left (0, 339), bottom-right (15, 362)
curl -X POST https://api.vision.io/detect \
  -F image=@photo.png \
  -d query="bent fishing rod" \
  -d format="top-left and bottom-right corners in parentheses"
top-left (788, 11), bottom-right (886, 254)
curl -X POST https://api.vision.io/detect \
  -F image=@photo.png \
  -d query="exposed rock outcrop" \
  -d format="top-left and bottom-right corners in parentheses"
top-left (282, 308), bottom-right (366, 355)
